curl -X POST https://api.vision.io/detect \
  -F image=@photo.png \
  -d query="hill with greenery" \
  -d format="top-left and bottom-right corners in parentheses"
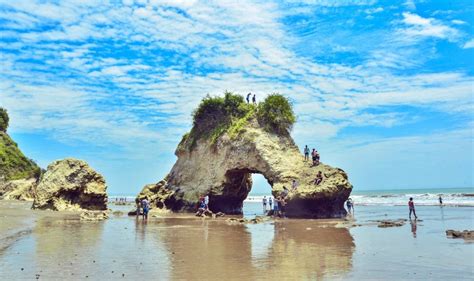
top-left (0, 108), bottom-right (41, 181)
top-left (177, 92), bottom-right (295, 152)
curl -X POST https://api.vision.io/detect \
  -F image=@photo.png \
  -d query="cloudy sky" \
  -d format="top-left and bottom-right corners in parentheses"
top-left (0, 0), bottom-right (472, 195)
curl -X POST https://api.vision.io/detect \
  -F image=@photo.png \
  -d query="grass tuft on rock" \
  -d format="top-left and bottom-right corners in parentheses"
top-left (177, 92), bottom-right (295, 152)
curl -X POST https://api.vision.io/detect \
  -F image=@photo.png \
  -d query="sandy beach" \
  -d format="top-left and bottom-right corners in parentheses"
top-left (1, 200), bottom-right (472, 280)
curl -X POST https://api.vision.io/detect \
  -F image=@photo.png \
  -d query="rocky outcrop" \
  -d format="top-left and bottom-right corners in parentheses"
top-left (0, 178), bottom-right (37, 201)
top-left (32, 158), bottom-right (108, 211)
top-left (446, 230), bottom-right (474, 240)
top-left (137, 93), bottom-right (352, 218)
top-left (377, 219), bottom-right (407, 228)
top-left (80, 210), bottom-right (109, 221)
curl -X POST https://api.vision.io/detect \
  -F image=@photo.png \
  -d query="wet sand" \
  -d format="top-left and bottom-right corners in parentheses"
top-left (0, 200), bottom-right (473, 280)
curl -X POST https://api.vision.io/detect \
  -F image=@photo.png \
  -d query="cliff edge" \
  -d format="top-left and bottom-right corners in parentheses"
top-left (0, 108), bottom-right (41, 200)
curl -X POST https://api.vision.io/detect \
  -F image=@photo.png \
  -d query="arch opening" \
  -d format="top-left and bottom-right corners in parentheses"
top-left (208, 168), bottom-right (273, 215)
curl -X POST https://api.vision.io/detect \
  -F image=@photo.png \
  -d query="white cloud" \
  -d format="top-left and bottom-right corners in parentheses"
top-left (401, 12), bottom-right (460, 41)
top-left (0, 0), bottom-right (472, 169)
top-left (451, 19), bottom-right (467, 25)
top-left (463, 39), bottom-right (474, 49)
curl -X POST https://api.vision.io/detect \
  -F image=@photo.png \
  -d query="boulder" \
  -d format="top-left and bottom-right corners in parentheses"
top-left (377, 219), bottom-right (407, 228)
top-left (32, 158), bottom-right (108, 211)
top-left (0, 178), bottom-right (36, 201)
top-left (446, 230), bottom-right (474, 240)
top-left (80, 210), bottom-right (108, 221)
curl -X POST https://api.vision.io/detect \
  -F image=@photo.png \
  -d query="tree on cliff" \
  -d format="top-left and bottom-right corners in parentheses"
top-left (258, 93), bottom-right (295, 134)
top-left (0, 107), bottom-right (9, 132)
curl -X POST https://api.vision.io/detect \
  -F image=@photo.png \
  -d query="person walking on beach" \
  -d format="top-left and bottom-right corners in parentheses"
top-left (262, 196), bottom-right (267, 212)
top-left (408, 197), bottom-right (418, 219)
top-left (252, 94), bottom-right (256, 104)
top-left (246, 93), bottom-right (251, 104)
top-left (439, 195), bottom-right (443, 206)
top-left (346, 198), bottom-right (353, 215)
top-left (269, 197), bottom-right (273, 210)
top-left (141, 197), bottom-right (150, 220)
top-left (304, 145), bottom-right (310, 161)
top-left (273, 197), bottom-right (279, 217)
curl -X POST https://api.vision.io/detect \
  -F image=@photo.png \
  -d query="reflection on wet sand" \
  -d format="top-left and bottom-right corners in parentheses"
top-left (410, 219), bottom-right (417, 238)
top-left (158, 218), bottom-right (255, 280)
top-left (158, 218), bottom-right (355, 280)
top-left (32, 214), bottom-right (104, 278)
top-left (264, 220), bottom-right (355, 280)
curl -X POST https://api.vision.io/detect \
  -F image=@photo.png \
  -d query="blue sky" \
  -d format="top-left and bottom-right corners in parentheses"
top-left (0, 0), bottom-right (472, 195)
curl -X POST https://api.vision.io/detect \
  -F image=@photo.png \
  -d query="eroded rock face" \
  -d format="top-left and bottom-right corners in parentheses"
top-left (32, 158), bottom-right (108, 211)
top-left (0, 178), bottom-right (36, 201)
top-left (139, 118), bottom-right (352, 218)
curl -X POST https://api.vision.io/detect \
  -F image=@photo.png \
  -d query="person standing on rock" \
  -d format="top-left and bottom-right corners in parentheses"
top-left (252, 94), bottom-right (256, 104)
top-left (314, 171), bottom-right (323, 185)
top-left (141, 197), bottom-right (150, 220)
top-left (304, 145), bottom-right (310, 161)
top-left (408, 197), bottom-right (418, 219)
top-left (246, 93), bottom-right (251, 103)
top-left (262, 196), bottom-right (267, 212)
top-left (291, 179), bottom-right (298, 191)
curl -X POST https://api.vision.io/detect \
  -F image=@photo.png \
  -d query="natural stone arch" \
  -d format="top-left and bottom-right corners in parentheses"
top-left (138, 93), bottom-right (352, 218)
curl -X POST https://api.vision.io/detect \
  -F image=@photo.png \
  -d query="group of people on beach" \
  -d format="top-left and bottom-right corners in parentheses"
top-left (135, 197), bottom-right (150, 220)
top-left (262, 186), bottom-right (290, 218)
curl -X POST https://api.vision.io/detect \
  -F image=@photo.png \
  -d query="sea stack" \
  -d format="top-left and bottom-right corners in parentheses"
top-left (138, 93), bottom-right (352, 218)
top-left (32, 158), bottom-right (108, 211)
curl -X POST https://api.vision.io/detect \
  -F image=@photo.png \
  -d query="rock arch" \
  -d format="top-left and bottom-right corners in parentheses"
top-left (138, 118), bottom-right (352, 218)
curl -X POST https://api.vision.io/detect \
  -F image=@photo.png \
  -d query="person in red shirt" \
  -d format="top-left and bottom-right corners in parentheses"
top-left (408, 197), bottom-right (418, 219)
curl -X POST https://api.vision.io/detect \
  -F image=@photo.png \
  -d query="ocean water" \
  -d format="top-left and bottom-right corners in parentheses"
top-left (248, 187), bottom-right (474, 207)
top-left (110, 187), bottom-right (474, 210)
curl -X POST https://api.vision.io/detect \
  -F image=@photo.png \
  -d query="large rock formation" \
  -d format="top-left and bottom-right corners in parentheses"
top-left (138, 93), bottom-right (352, 218)
top-left (32, 158), bottom-right (108, 211)
top-left (0, 108), bottom-right (41, 200)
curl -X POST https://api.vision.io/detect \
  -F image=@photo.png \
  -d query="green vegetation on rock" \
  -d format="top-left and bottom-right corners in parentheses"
top-left (0, 108), bottom-right (41, 181)
top-left (257, 93), bottom-right (296, 134)
top-left (177, 92), bottom-right (295, 152)
top-left (0, 132), bottom-right (41, 180)
top-left (0, 108), bottom-right (9, 132)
